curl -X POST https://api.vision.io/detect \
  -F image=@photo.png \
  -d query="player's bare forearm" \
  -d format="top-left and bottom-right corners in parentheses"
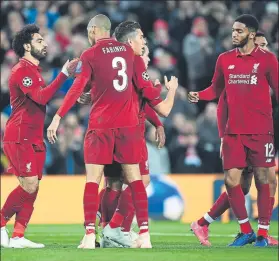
top-left (144, 103), bottom-right (162, 127)
top-left (28, 72), bottom-right (67, 105)
top-left (154, 88), bottom-right (176, 117)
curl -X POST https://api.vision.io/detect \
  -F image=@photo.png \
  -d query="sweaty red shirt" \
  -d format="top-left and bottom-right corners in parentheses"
top-left (199, 47), bottom-right (278, 134)
top-left (3, 58), bottom-right (67, 143)
top-left (57, 38), bottom-right (162, 129)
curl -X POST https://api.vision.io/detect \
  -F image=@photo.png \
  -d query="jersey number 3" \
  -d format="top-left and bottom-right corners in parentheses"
top-left (112, 57), bottom-right (128, 91)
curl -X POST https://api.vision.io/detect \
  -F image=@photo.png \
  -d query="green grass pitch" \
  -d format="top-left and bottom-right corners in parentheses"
top-left (1, 221), bottom-right (278, 261)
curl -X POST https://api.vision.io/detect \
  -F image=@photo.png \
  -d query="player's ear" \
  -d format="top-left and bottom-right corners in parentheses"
top-left (23, 43), bottom-right (31, 52)
top-left (249, 31), bottom-right (256, 40)
top-left (127, 38), bottom-right (133, 46)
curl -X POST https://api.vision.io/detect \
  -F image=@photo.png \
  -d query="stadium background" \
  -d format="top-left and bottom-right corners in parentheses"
top-left (1, 0), bottom-right (278, 223)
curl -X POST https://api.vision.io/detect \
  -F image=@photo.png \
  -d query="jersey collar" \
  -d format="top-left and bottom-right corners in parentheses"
top-left (20, 58), bottom-right (42, 72)
top-left (235, 45), bottom-right (259, 57)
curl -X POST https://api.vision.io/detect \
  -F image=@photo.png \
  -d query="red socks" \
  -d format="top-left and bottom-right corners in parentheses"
top-left (269, 196), bottom-right (275, 220)
top-left (226, 185), bottom-right (252, 234)
top-left (257, 184), bottom-right (270, 238)
top-left (129, 180), bottom-right (149, 234)
top-left (84, 182), bottom-right (99, 232)
top-left (12, 189), bottom-right (38, 238)
top-left (198, 192), bottom-right (231, 227)
top-left (1, 186), bottom-right (32, 227)
top-left (101, 188), bottom-right (121, 227)
top-left (109, 186), bottom-right (134, 229)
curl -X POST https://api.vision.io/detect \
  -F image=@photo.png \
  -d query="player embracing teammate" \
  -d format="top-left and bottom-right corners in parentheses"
top-left (47, 15), bottom-right (178, 249)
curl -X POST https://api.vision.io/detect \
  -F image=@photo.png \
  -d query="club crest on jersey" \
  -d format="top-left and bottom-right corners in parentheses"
top-left (142, 71), bottom-right (150, 81)
top-left (252, 63), bottom-right (260, 73)
top-left (22, 77), bottom-right (32, 87)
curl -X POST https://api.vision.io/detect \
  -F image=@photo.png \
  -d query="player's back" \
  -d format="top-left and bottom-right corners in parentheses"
top-left (85, 38), bottom-right (138, 129)
top-left (3, 59), bottom-right (46, 143)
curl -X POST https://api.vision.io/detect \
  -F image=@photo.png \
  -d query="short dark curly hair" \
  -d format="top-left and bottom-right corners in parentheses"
top-left (234, 14), bottom-right (259, 32)
top-left (12, 24), bottom-right (40, 57)
top-left (114, 21), bottom-right (141, 43)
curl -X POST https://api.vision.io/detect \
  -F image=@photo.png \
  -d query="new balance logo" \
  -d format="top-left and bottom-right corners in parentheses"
top-left (250, 75), bottom-right (257, 85)
top-left (266, 158), bottom-right (272, 163)
top-left (228, 65), bottom-right (235, 69)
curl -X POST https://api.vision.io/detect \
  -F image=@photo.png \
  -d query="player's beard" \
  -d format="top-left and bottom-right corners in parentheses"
top-left (30, 45), bottom-right (47, 60)
top-left (232, 34), bottom-right (249, 48)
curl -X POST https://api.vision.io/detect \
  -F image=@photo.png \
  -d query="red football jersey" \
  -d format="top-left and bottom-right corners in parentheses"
top-left (217, 90), bottom-right (228, 138)
top-left (57, 38), bottom-right (163, 129)
top-left (199, 47), bottom-right (278, 134)
top-left (3, 58), bottom-right (67, 143)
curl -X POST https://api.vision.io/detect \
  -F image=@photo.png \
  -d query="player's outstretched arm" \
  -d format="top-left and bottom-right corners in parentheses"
top-left (47, 54), bottom-right (92, 144)
top-left (17, 59), bottom-right (79, 105)
top-left (153, 76), bottom-right (179, 117)
top-left (189, 55), bottom-right (225, 103)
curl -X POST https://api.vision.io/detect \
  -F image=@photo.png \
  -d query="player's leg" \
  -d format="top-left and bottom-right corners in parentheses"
top-left (78, 163), bottom-right (104, 249)
top-left (267, 166), bottom-right (278, 245)
top-left (1, 142), bottom-right (45, 248)
top-left (191, 167), bottom-right (253, 246)
top-left (246, 134), bottom-right (275, 247)
top-left (222, 135), bottom-right (255, 246)
top-left (79, 129), bottom-right (113, 249)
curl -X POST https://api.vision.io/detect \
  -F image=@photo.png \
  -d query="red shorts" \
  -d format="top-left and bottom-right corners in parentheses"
top-left (84, 126), bottom-right (142, 164)
top-left (222, 134), bottom-right (275, 170)
top-left (104, 138), bottom-right (149, 177)
top-left (3, 142), bottom-right (46, 180)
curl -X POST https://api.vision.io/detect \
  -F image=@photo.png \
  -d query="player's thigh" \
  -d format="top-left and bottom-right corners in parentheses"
top-left (84, 129), bottom-right (114, 164)
top-left (224, 168), bottom-right (244, 187)
top-left (121, 164), bottom-right (141, 183)
top-left (139, 140), bottom-right (149, 176)
top-left (222, 134), bottom-right (247, 170)
top-left (3, 142), bottom-right (42, 179)
top-left (244, 134), bottom-right (275, 168)
top-left (114, 126), bottom-right (142, 164)
top-left (85, 164), bottom-right (104, 184)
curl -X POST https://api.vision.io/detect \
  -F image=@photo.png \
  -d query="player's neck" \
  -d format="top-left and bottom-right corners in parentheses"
top-left (95, 33), bottom-right (110, 42)
top-left (238, 42), bottom-right (256, 55)
top-left (22, 54), bottom-right (40, 66)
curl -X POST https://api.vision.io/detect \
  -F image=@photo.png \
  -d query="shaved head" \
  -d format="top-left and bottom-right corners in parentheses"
top-left (87, 14), bottom-right (111, 32)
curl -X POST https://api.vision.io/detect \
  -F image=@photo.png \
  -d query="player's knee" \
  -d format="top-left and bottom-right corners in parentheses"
top-left (269, 175), bottom-right (277, 196)
top-left (107, 178), bottom-right (122, 191)
top-left (254, 167), bottom-right (269, 184)
top-left (21, 177), bottom-right (39, 194)
top-left (142, 175), bottom-right (150, 188)
top-left (224, 173), bottom-right (238, 188)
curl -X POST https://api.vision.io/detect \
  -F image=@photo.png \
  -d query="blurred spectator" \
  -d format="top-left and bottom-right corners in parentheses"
top-left (196, 103), bottom-right (222, 173)
top-left (146, 126), bottom-right (171, 175)
top-left (182, 16), bottom-right (215, 94)
top-left (46, 113), bottom-right (85, 175)
top-left (24, 1), bottom-right (59, 29)
top-left (167, 114), bottom-right (202, 173)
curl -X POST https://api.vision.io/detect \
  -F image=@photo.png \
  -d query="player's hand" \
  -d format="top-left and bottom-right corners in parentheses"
top-left (62, 58), bottom-right (80, 77)
top-left (154, 79), bottom-right (161, 86)
top-left (47, 115), bottom-right (61, 144)
top-left (188, 92), bottom-right (199, 103)
top-left (164, 76), bottom-right (178, 91)
top-left (155, 126), bottom-right (166, 149)
top-left (77, 92), bottom-right (91, 105)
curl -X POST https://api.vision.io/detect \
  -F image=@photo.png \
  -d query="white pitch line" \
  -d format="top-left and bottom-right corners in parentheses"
top-left (25, 232), bottom-right (278, 238)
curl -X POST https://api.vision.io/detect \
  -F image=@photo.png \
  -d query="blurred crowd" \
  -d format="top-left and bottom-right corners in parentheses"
top-left (1, 0), bottom-right (278, 175)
